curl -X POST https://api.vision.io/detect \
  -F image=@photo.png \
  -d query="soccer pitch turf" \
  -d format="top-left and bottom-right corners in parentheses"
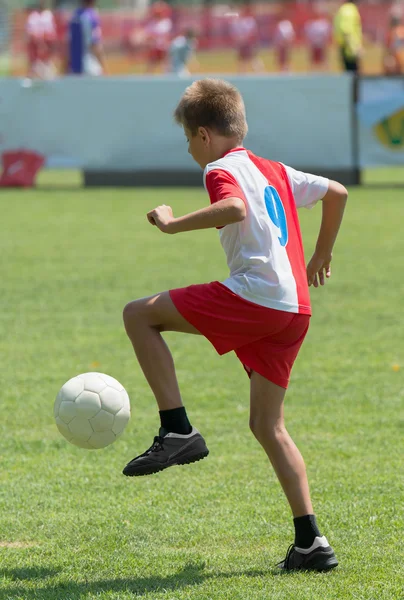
top-left (0, 177), bottom-right (403, 600)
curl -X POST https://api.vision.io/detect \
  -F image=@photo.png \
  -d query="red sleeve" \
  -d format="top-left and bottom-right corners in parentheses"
top-left (205, 169), bottom-right (246, 206)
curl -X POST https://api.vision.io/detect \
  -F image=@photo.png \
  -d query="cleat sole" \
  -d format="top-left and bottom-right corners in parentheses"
top-left (123, 449), bottom-right (209, 477)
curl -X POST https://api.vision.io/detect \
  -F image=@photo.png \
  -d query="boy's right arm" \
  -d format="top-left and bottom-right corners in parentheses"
top-left (306, 180), bottom-right (348, 287)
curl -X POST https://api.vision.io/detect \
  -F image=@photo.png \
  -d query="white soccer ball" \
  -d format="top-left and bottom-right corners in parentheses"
top-left (54, 373), bottom-right (131, 449)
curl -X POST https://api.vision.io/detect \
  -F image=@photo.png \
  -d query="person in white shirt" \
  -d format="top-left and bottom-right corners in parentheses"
top-left (25, 0), bottom-right (57, 79)
top-left (122, 78), bottom-right (347, 574)
top-left (274, 19), bottom-right (295, 72)
top-left (304, 16), bottom-right (331, 71)
top-left (144, 1), bottom-right (172, 73)
top-left (229, 6), bottom-right (264, 73)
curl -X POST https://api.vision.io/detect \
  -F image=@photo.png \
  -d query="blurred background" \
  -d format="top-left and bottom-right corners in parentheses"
top-left (1, 0), bottom-right (403, 78)
top-left (0, 0), bottom-right (403, 189)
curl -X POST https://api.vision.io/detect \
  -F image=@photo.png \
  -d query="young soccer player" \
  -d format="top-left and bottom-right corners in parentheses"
top-left (168, 29), bottom-right (197, 77)
top-left (122, 79), bottom-right (347, 571)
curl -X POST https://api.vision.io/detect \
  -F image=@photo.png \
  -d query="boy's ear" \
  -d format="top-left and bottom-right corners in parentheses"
top-left (198, 127), bottom-right (211, 146)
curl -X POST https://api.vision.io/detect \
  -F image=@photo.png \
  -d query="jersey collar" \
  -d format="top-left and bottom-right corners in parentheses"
top-left (221, 147), bottom-right (246, 158)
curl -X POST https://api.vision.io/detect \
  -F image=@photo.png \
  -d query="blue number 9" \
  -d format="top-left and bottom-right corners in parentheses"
top-left (264, 186), bottom-right (288, 247)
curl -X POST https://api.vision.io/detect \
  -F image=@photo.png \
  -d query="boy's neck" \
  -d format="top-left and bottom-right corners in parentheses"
top-left (210, 137), bottom-right (244, 163)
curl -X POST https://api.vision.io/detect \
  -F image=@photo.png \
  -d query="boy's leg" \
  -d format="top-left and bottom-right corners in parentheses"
top-left (123, 291), bottom-right (200, 410)
top-left (249, 371), bottom-right (313, 518)
top-left (249, 371), bottom-right (338, 570)
top-left (122, 291), bottom-right (209, 477)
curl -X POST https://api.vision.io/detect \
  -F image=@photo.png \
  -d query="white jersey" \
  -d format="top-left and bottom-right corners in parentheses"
top-left (274, 20), bottom-right (295, 45)
top-left (230, 16), bottom-right (258, 44)
top-left (204, 148), bottom-right (329, 314)
top-left (305, 18), bottom-right (331, 47)
top-left (146, 18), bottom-right (172, 50)
top-left (26, 9), bottom-right (56, 40)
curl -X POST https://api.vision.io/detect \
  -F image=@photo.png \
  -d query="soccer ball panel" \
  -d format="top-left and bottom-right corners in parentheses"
top-left (57, 376), bottom-right (85, 403)
top-left (90, 409), bottom-right (114, 432)
top-left (68, 416), bottom-right (93, 440)
top-left (72, 438), bottom-right (94, 450)
top-left (54, 377), bottom-right (84, 418)
top-left (75, 390), bottom-right (101, 418)
top-left (55, 417), bottom-right (74, 441)
top-left (112, 408), bottom-right (131, 436)
top-left (96, 372), bottom-right (124, 392)
top-left (58, 401), bottom-right (77, 424)
top-left (89, 430), bottom-right (116, 449)
top-left (79, 372), bottom-right (108, 394)
top-left (99, 387), bottom-right (124, 415)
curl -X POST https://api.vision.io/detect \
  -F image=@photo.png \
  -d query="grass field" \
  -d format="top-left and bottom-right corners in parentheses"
top-left (0, 175), bottom-right (403, 600)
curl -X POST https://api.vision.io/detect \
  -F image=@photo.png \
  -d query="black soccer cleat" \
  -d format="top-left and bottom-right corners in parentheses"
top-left (277, 536), bottom-right (338, 572)
top-left (122, 427), bottom-right (209, 477)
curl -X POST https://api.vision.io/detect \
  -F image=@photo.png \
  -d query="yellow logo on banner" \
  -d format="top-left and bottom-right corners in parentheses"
top-left (374, 108), bottom-right (404, 150)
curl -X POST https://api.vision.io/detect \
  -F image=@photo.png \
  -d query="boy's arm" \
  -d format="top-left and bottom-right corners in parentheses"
top-left (307, 180), bottom-right (348, 287)
top-left (147, 198), bottom-right (246, 234)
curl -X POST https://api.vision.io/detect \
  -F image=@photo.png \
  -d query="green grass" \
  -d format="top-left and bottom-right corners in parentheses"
top-left (0, 176), bottom-right (403, 600)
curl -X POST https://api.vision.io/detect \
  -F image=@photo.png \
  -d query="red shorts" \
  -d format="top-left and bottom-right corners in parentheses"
top-left (311, 46), bottom-right (326, 64)
top-left (170, 281), bottom-right (310, 389)
top-left (148, 48), bottom-right (167, 63)
top-left (238, 44), bottom-right (257, 60)
top-left (276, 46), bottom-right (290, 67)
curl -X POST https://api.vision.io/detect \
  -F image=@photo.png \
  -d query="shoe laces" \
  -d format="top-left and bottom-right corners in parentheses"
top-left (280, 544), bottom-right (295, 570)
top-left (146, 435), bottom-right (165, 455)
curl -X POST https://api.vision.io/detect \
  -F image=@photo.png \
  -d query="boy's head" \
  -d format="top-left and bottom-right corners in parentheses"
top-left (184, 28), bottom-right (197, 41)
top-left (174, 78), bottom-right (248, 169)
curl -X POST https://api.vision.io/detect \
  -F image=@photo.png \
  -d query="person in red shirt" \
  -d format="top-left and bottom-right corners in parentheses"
top-left (229, 6), bottom-right (264, 73)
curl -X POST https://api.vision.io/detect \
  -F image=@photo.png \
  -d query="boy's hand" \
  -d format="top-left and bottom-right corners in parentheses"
top-left (147, 205), bottom-right (175, 234)
top-left (307, 252), bottom-right (332, 287)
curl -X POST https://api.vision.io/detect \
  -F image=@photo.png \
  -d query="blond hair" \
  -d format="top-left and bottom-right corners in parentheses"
top-left (174, 78), bottom-right (248, 143)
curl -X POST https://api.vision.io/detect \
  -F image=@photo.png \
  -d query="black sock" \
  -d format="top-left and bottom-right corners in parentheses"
top-left (293, 514), bottom-right (321, 549)
top-left (159, 406), bottom-right (192, 435)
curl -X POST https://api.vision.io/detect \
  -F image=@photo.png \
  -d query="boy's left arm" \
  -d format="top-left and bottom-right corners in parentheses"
top-left (147, 198), bottom-right (246, 234)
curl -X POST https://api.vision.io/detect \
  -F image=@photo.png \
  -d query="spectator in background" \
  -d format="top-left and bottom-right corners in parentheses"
top-left (229, 5), bottom-right (264, 74)
top-left (304, 13), bottom-right (331, 72)
top-left (334, 0), bottom-right (362, 73)
top-left (25, 1), bottom-right (57, 79)
top-left (384, 12), bottom-right (404, 75)
top-left (274, 18), bottom-right (295, 73)
top-left (67, 0), bottom-right (105, 76)
top-left (168, 29), bottom-right (197, 77)
top-left (144, 1), bottom-right (172, 74)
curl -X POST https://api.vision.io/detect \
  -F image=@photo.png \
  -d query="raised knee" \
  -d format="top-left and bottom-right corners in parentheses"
top-left (123, 300), bottom-right (143, 329)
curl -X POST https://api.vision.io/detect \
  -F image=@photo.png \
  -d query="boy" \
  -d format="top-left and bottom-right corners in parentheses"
top-left (273, 18), bottom-right (295, 72)
top-left (304, 14), bottom-right (331, 72)
top-left (168, 29), bottom-right (197, 77)
top-left (144, 1), bottom-right (172, 74)
top-left (229, 7), bottom-right (264, 74)
top-left (67, 0), bottom-right (106, 76)
top-left (122, 79), bottom-right (347, 572)
top-left (25, 1), bottom-right (57, 79)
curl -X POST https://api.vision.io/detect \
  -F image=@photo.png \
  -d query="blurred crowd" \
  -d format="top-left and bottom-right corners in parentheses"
top-left (21, 0), bottom-right (404, 80)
